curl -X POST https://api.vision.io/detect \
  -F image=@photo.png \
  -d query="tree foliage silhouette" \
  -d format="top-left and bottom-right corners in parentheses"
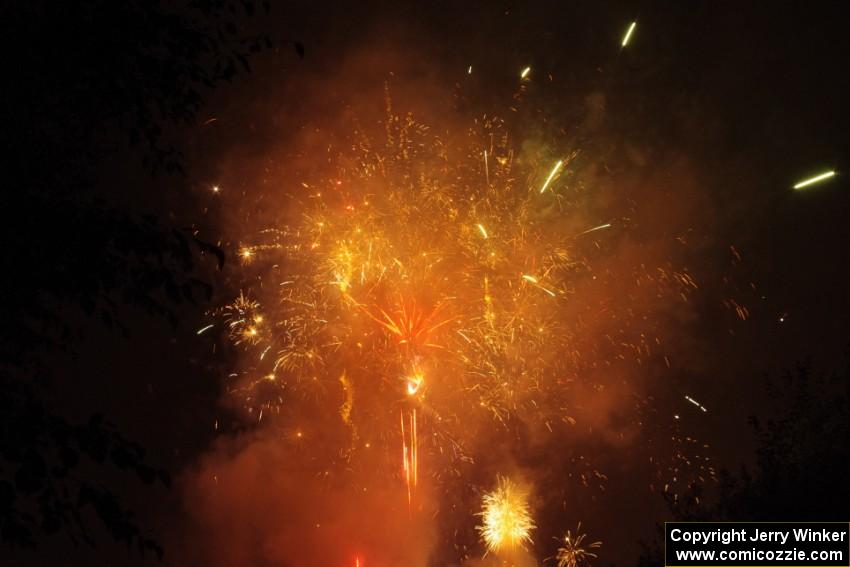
top-left (637, 358), bottom-right (850, 567)
top-left (0, 0), bottom-right (292, 558)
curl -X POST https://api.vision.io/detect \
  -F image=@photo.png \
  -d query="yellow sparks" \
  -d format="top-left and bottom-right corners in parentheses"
top-left (793, 170), bottom-right (835, 190)
top-left (539, 159), bottom-right (564, 193)
top-left (556, 523), bottom-right (602, 567)
top-left (196, 324), bottom-right (214, 335)
top-left (520, 66), bottom-right (531, 79)
top-left (523, 274), bottom-right (555, 297)
top-left (213, 94), bottom-right (712, 519)
top-left (406, 371), bottom-right (424, 396)
top-left (540, 286), bottom-right (557, 297)
top-left (468, 65), bottom-right (473, 74)
top-left (477, 476), bottom-right (535, 554)
top-left (577, 223), bottom-right (612, 236)
top-left (339, 372), bottom-right (353, 424)
top-left (211, 185), bottom-right (220, 193)
top-left (621, 21), bottom-right (637, 47)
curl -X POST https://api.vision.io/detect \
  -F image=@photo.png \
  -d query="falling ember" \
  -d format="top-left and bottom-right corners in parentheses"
top-left (477, 223), bottom-right (489, 239)
top-left (793, 170), bottom-right (836, 190)
top-left (401, 409), bottom-right (419, 512)
top-left (685, 395), bottom-right (708, 413)
top-left (412, 409), bottom-right (418, 488)
top-left (196, 323), bottom-right (214, 335)
top-left (477, 476), bottom-right (535, 554)
top-left (576, 223), bottom-right (612, 237)
top-left (539, 159), bottom-right (564, 193)
top-left (520, 66), bottom-right (531, 79)
top-left (468, 65), bottom-right (473, 74)
top-left (401, 411), bottom-right (408, 506)
top-left (621, 21), bottom-right (637, 47)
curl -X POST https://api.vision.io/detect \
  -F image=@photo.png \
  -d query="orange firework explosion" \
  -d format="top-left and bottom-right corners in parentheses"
top-left (205, 87), bottom-right (710, 555)
top-left (477, 476), bottom-right (535, 554)
top-left (363, 297), bottom-right (455, 350)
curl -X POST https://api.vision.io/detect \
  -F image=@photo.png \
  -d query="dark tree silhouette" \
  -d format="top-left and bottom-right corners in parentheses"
top-left (638, 357), bottom-right (850, 567)
top-left (0, 0), bottom-right (294, 559)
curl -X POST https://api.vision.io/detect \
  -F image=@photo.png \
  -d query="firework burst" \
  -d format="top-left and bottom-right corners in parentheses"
top-left (477, 476), bottom-right (535, 554)
top-left (207, 83), bottom-right (710, 556)
top-left (555, 522), bottom-right (602, 567)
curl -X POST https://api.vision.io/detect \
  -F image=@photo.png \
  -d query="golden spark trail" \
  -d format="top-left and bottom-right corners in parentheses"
top-left (621, 21), bottom-right (637, 47)
top-left (793, 170), bottom-right (835, 189)
top-left (522, 274), bottom-right (556, 297)
top-left (540, 159), bottom-right (564, 193)
top-left (401, 410), bottom-right (410, 510)
top-left (685, 395), bottom-right (708, 413)
top-left (576, 223), bottom-right (612, 237)
top-left (401, 408), bottom-right (419, 513)
top-left (412, 409), bottom-right (418, 488)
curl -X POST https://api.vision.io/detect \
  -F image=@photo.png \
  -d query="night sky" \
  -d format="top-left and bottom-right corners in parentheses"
top-left (4, 2), bottom-right (850, 566)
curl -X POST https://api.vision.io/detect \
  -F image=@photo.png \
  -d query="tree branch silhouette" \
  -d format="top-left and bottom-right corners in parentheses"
top-left (1, 0), bottom-right (296, 558)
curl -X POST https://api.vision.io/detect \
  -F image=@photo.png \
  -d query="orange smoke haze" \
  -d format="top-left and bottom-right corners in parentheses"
top-left (181, 38), bottom-right (720, 566)
top-left (181, 433), bottom-right (436, 566)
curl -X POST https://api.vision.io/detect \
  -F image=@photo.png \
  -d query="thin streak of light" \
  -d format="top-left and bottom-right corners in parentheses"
top-left (622, 21), bottom-right (637, 47)
top-left (539, 160), bottom-right (564, 193)
top-left (793, 170), bottom-right (835, 190)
